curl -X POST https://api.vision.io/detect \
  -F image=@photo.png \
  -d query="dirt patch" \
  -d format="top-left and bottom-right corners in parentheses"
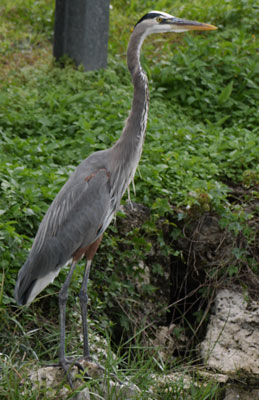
top-left (0, 44), bottom-right (52, 84)
top-left (100, 184), bottom-right (259, 355)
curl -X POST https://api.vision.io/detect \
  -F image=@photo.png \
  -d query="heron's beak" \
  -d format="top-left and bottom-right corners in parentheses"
top-left (167, 17), bottom-right (217, 31)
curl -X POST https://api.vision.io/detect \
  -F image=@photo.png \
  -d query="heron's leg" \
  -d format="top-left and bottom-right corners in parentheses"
top-left (59, 259), bottom-right (77, 385)
top-left (79, 259), bottom-right (92, 358)
top-left (79, 235), bottom-right (103, 359)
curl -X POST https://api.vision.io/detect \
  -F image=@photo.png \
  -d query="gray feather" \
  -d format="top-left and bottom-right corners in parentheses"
top-left (15, 151), bottom-right (114, 305)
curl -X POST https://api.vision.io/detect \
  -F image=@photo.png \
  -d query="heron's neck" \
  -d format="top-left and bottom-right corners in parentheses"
top-left (114, 29), bottom-right (149, 159)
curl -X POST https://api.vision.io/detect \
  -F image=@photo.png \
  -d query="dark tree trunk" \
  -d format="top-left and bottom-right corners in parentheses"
top-left (53, 0), bottom-right (110, 71)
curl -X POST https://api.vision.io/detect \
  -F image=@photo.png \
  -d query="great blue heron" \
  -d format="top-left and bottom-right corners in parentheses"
top-left (15, 11), bottom-right (216, 385)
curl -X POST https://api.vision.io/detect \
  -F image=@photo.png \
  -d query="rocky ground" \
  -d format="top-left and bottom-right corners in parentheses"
top-left (24, 189), bottom-right (259, 399)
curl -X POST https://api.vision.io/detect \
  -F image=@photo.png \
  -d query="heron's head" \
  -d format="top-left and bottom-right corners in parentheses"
top-left (135, 11), bottom-right (217, 35)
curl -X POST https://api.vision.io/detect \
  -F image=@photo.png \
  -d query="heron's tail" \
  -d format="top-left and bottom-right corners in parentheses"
top-left (14, 258), bottom-right (37, 306)
top-left (14, 254), bottom-right (62, 306)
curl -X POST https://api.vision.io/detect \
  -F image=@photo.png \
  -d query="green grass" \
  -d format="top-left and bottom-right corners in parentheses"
top-left (0, 0), bottom-right (258, 398)
top-left (1, 312), bottom-right (223, 399)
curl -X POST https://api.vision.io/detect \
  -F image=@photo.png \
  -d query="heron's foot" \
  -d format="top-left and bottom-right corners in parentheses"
top-left (80, 356), bottom-right (123, 385)
top-left (69, 356), bottom-right (123, 385)
top-left (74, 356), bottom-right (106, 378)
top-left (45, 356), bottom-right (123, 386)
top-left (44, 357), bottom-right (91, 388)
top-left (60, 358), bottom-right (78, 388)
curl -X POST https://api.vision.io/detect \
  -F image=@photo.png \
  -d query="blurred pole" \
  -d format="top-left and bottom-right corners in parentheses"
top-left (53, 0), bottom-right (110, 71)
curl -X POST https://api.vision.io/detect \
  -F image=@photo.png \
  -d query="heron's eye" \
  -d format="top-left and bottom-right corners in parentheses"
top-left (156, 17), bottom-right (163, 23)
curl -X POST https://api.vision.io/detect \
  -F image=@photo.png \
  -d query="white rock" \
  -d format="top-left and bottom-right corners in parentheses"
top-left (200, 289), bottom-right (259, 377)
top-left (100, 379), bottom-right (141, 400)
top-left (223, 387), bottom-right (259, 400)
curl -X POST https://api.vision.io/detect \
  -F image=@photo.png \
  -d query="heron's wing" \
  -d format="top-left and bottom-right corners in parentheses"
top-left (15, 166), bottom-right (114, 305)
top-left (31, 167), bottom-right (113, 263)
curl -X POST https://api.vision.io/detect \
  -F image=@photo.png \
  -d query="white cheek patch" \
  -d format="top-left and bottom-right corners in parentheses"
top-left (146, 24), bottom-right (188, 35)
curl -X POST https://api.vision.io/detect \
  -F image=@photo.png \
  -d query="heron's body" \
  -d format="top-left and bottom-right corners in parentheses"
top-left (16, 144), bottom-right (146, 305)
top-left (14, 10), bottom-right (216, 386)
top-left (15, 30), bottom-right (149, 306)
